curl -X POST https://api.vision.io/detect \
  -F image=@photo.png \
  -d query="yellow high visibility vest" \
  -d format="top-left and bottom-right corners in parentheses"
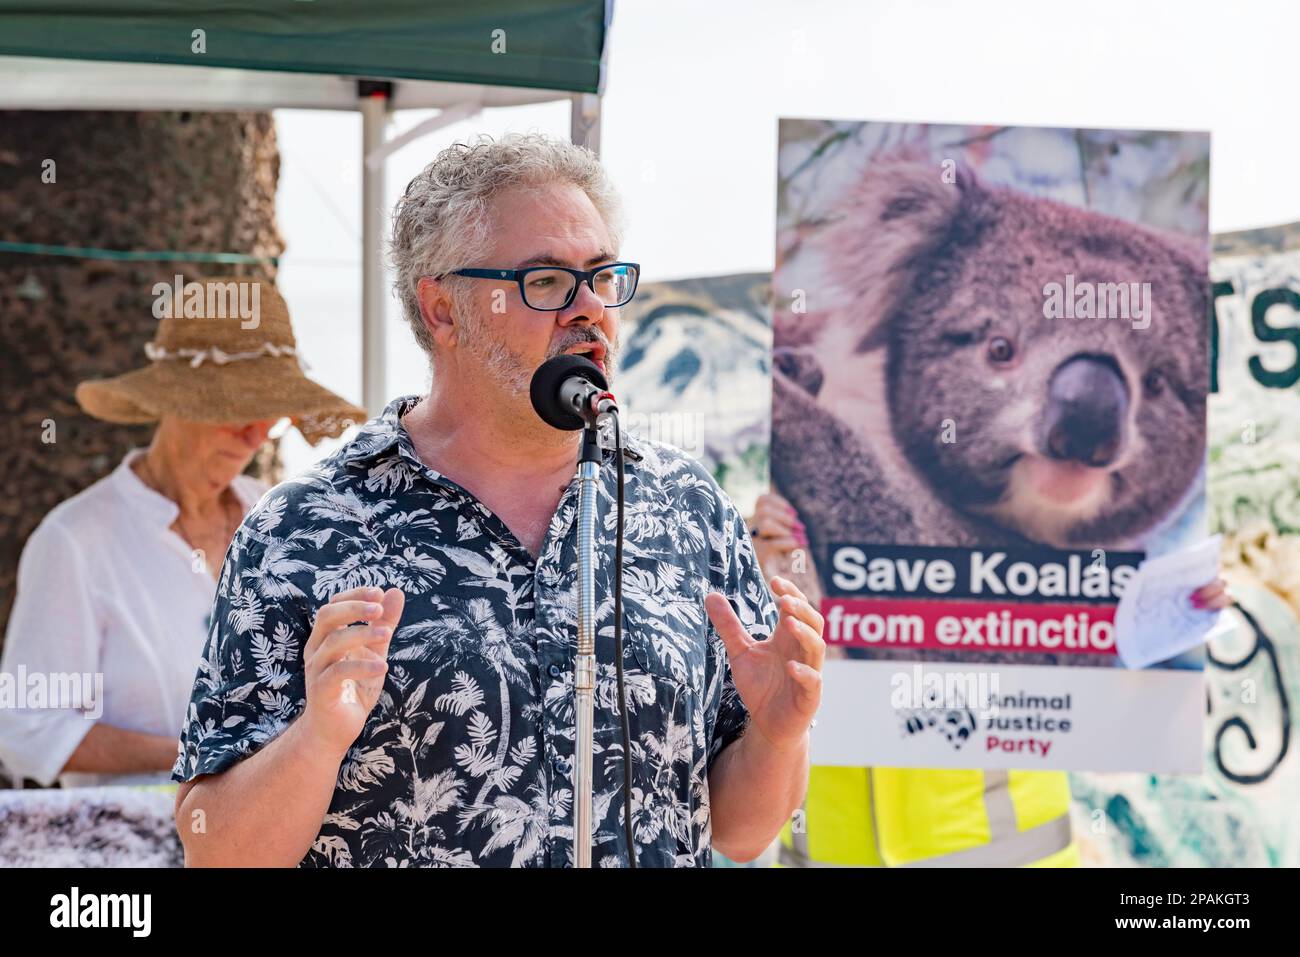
top-left (780, 766), bottom-right (1078, 867)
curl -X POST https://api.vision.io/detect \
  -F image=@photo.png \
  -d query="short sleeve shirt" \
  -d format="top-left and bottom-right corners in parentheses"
top-left (173, 395), bottom-right (777, 867)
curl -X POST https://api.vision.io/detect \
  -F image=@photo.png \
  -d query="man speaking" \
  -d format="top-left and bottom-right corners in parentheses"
top-left (173, 133), bottom-right (825, 867)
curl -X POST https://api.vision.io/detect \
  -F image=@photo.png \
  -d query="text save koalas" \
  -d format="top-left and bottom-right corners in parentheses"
top-left (828, 543), bottom-right (1142, 603)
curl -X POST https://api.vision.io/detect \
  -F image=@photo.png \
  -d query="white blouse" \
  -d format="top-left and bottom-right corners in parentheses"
top-left (0, 448), bottom-right (265, 788)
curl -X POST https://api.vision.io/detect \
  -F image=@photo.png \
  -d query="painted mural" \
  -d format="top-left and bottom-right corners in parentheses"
top-left (614, 271), bottom-right (772, 515)
top-left (1071, 222), bottom-right (1300, 866)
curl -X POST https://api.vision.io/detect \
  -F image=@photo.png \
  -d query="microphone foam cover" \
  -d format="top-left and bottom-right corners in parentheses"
top-left (529, 354), bottom-right (608, 431)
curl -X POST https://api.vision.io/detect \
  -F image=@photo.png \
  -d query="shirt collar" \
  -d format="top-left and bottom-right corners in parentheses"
top-left (340, 394), bottom-right (419, 466)
top-left (110, 447), bottom-right (181, 527)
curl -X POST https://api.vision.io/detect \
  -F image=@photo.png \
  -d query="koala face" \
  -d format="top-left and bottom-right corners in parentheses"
top-left (824, 158), bottom-right (1208, 548)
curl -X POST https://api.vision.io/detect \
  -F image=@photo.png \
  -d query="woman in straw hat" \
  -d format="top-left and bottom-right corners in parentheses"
top-left (0, 277), bottom-right (365, 789)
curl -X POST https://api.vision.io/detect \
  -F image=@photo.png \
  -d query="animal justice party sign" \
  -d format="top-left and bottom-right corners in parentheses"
top-left (771, 119), bottom-right (1211, 772)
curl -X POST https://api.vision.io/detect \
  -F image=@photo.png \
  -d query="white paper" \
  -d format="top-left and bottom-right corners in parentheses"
top-left (1114, 535), bottom-right (1230, 669)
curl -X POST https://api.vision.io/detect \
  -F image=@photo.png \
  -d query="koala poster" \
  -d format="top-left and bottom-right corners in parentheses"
top-left (772, 120), bottom-right (1212, 772)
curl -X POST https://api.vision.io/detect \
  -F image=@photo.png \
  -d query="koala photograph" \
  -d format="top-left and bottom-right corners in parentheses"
top-left (771, 122), bottom-right (1211, 668)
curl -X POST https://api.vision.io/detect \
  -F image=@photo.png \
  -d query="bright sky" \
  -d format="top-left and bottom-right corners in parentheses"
top-left (273, 0), bottom-right (1300, 472)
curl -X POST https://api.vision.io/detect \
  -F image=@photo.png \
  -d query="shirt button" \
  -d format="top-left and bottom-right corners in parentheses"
top-left (553, 755), bottom-right (570, 773)
top-left (548, 664), bottom-right (562, 679)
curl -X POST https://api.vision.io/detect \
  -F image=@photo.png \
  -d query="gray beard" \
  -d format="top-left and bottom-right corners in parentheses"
top-left (465, 319), bottom-right (619, 403)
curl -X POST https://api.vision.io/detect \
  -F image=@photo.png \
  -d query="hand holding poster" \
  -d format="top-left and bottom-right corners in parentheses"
top-left (771, 120), bottom-right (1212, 772)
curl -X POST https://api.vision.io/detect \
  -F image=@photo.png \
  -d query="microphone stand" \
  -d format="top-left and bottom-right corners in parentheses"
top-left (573, 422), bottom-right (602, 868)
top-left (529, 356), bottom-right (622, 869)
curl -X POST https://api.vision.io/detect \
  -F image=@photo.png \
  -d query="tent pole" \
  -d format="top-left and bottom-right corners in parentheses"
top-left (360, 83), bottom-right (392, 416)
top-left (570, 93), bottom-right (602, 154)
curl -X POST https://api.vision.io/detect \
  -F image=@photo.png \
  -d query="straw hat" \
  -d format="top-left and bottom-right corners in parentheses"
top-left (75, 277), bottom-right (367, 445)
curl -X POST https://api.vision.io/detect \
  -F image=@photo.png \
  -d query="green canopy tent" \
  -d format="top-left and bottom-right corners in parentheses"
top-left (0, 0), bottom-right (612, 411)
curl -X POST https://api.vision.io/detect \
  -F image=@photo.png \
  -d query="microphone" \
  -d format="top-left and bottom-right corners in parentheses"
top-left (530, 354), bottom-right (618, 431)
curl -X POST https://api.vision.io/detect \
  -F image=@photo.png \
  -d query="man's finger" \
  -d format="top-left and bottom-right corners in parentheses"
top-left (769, 575), bottom-right (810, 606)
top-left (311, 624), bottom-right (393, 673)
top-left (314, 599), bottom-right (385, 631)
top-left (705, 592), bottom-right (755, 660)
top-left (320, 657), bottom-right (388, 690)
top-left (306, 600), bottom-right (385, 658)
top-left (775, 616), bottom-right (825, 670)
top-left (329, 586), bottom-right (385, 605)
top-left (787, 660), bottom-right (822, 709)
top-left (776, 592), bottom-right (824, 636)
top-left (378, 587), bottom-right (406, 633)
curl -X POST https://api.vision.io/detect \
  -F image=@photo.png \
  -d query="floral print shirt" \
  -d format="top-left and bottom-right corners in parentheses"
top-left (173, 395), bottom-right (777, 867)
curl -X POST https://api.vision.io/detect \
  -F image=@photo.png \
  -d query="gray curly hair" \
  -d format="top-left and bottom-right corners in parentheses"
top-left (389, 132), bottom-right (626, 356)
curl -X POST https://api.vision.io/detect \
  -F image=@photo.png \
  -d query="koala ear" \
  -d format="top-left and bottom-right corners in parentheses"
top-left (823, 153), bottom-right (975, 353)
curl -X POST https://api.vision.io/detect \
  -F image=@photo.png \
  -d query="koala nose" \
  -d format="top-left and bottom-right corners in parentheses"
top-left (1043, 355), bottom-right (1128, 467)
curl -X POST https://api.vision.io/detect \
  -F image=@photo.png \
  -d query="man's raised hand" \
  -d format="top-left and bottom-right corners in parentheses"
top-left (301, 585), bottom-right (405, 755)
top-left (704, 575), bottom-right (824, 753)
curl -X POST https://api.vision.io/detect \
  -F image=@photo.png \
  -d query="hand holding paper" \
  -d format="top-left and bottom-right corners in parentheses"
top-left (1114, 536), bottom-right (1234, 668)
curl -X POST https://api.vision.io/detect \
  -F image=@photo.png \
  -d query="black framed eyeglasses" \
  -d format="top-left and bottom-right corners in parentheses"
top-left (448, 262), bottom-right (640, 312)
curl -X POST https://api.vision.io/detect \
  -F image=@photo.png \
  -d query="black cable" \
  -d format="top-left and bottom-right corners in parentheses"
top-left (611, 415), bottom-right (636, 867)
